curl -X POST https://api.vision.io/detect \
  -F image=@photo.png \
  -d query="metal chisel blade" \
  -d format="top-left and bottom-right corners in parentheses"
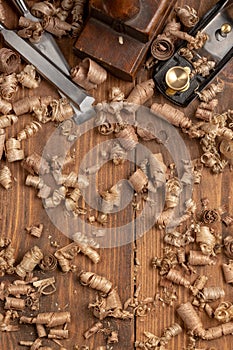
top-left (11, 0), bottom-right (70, 76)
top-left (0, 24), bottom-right (94, 112)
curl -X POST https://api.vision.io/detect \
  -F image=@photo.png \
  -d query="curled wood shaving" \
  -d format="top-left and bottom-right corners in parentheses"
top-left (80, 271), bottom-right (112, 295)
top-left (20, 311), bottom-right (71, 327)
top-left (0, 240), bottom-right (15, 276)
top-left (129, 168), bottom-right (148, 193)
top-left (223, 235), bottom-right (233, 258)
top-left (135, 323), bottom-right (182, 349)
top-left (151, 103), bottom-right (192, 129)
top-left (109, 87), bottom-right (125, 102)
top-left (195, 225), bottom-right (216, 256)
top-left (71, 58), bottom-right (107, 90)
top-left (188, 250), bottom-right (215, 266)
top-left (174, 5), bottom-right (199, 27)
top-left (21, 152), bottom-right (50, 175)
top-left (164, 227), bottom-right (194, 248)
top-left (0, 73), bottom-right (18, 100)
top-left (83, 321), bottom-right (103, 339)
top-left (190, 275), bottom-right (208, 296)
top-left (54, 243), bottom-right (78, 273)
top-left (100, 184), bottom-right (121, 213)
top-left (17, 121), bottom-right (42, 141)
top-left (214, 302), bottom-right (233, 323)
top-left (166, 268), bottom-right (191, 288)
top-left (0, 310), bottom-right (19, 332)
top-left (151, 33), bottom-right (175, 61)
top-left (5, 297), bottom-right (25, 310)
top-left (5, 137), bottom-right (24, 163)
top-left (17, 64), bottom-right (41, 89)
top-left (15, 246), bottom-right (43, 278)
top-left (25, 175), bottom-right (51, 200)
top-left (202, 209), bottom-right (220, 224)
top-left (18, 17), bottom-right (43, 43)
top-left (148, 153), bottom-right (167, 189)
top-left (13, 95), bottom-right (41, 115)
top-left (222, 260), bottom-right (233, 284)
top-left (165, 177), bottom-right (182, 209)
top-left (39, 254), bottom-right (57, 272)
top-left (26, 224), bottom-right (44, 238)
top-left (151, 247), bottom-right (178, 275)
top-left (0, 98), bottom-right (12, 114)
top-left (192, 57), bottom-right (216, 78)
top-left (42, 16), bottom-right (73, 37)
top-left (73, 233), bottom-right (100, 263)
top-left (109, 141), bottom-right (127, 165)
top-left (126, 79), bottom-right (155, 105)
top-left (31, 1), bottom-right (58, 18)
top-left (0, 48), bottom-right (20, 74)
top-left (197, 79), bottom-right (225, 102)
top-left (177, 301), bottom-right (233, 340)
top-left (115, 125), bottom-right (138, 151)
top-left (0, 165), bottom-right (12, 190)
top-left (0, 0), bottom-right (5, 23)
top-left (0, 114), bottom-right (18, 129)
top-left (44, 186), bottom-right (67, 208)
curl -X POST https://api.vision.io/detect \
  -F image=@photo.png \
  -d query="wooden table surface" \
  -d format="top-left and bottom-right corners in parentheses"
top-left (0, 0), bottom-right (232, 349)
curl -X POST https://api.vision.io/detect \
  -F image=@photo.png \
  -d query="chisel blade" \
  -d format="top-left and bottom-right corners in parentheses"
top-left (0, 23), bottom-right (95, 115)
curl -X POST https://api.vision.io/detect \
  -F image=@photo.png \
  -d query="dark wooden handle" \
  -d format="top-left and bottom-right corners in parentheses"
top-left (102, 0), bottom-right (140, 20)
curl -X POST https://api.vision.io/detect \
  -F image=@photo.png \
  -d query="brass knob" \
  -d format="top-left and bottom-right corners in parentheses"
top-left (220, 23), bottom-right (232, 35)
top-left (165, 66), bottom-right (191, 96)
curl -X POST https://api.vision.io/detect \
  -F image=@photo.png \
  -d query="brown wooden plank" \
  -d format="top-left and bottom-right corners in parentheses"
top-left (0, 0), bottom-right (233, 349)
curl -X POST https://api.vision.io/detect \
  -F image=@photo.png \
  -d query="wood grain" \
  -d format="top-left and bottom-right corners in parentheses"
top-left (0, 0), bottom-right (232, 349)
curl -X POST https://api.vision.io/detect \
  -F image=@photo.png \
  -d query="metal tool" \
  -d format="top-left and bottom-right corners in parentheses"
top-left (6, 0), bottom-right (95, 123)
top-left (153, 0), bottom-right (233, 107)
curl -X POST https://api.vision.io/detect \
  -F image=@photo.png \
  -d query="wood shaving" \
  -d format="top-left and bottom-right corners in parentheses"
top-left (0, 0), bottom-right (5, 23)
top-left (223, 235), bottom-right (233, 258)
top-left (21, 152), bottom-right (50, 175)
top-left (135, 322), bottom-right (182, 349)
top-left (188, 250), bottom-right (215, 266)
top-left (39, 254), bottom-right (57, 272)
top-left (0, 48), bottom-right (20, 74)
top-left (0, 73), bottom-right (18, 100)
top-left (71, 58), bottom-right (107, 90)
top-left (31, 2), bottom-right (58, 18)
top-left (5, 137), bottom-right (24, 163)
top-left (214, 302), bottom-right (233, 323)
top-left (197, 79), bottom-right (225, 102)
top-left (174, 5), bottom-right (199, 27)
top-left (18, 17), bottom-right (43, 43)
top-left (100, 184), bottom-right (121, 213)
top-left (195, 225), bottom-right (216, 256)
top-left (17, 64), bottom-right (41, 89)
top-left (126, 79), bottom-right (155, 105)
top-left (17, 121), bottom-right (42, 141)
top-left (15, 246), bottom-right (43, 278)
top-left (0, 114), bottom-right (18, 129)
top-left (26, 224), bottom-right (44, 238)
top-left (129, 168), bottom-right (148, 193)
top-left (0, 165), bottom-right (12, 190)
top-left (151, 103), bottom-right (192, 129)
top-left (151, 33), bottom-right (175, 61)
top-left (83, 322), bottom-right (103, 339)
top-left (0, 240), bottom-right (15, 276)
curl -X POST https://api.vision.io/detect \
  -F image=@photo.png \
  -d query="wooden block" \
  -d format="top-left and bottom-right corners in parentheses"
top-left (90, 0), bottom-right (175, 42)
top-left (74, 0), bottom-right (176, 81)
